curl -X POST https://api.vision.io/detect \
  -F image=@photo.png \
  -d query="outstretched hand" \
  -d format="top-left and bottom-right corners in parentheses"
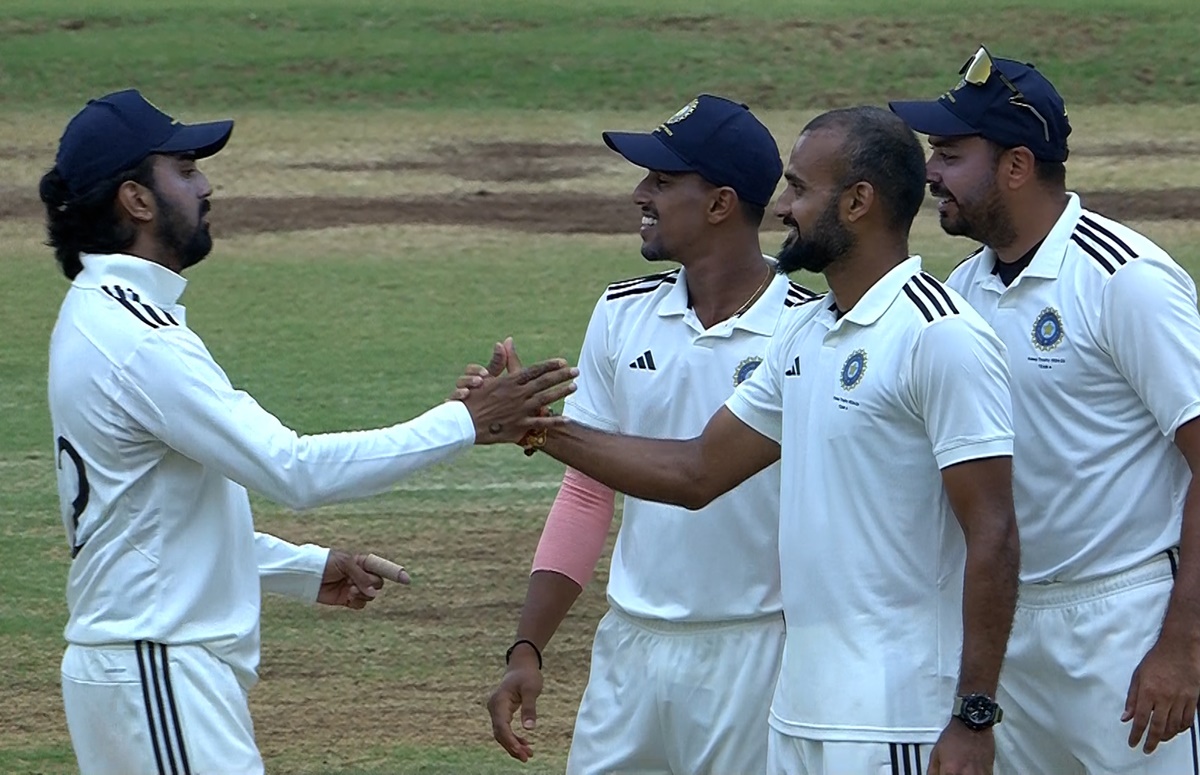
top-left (449, 338), bottom-right (573, 444)
top-left (447, 338), bottom-right (523, 402)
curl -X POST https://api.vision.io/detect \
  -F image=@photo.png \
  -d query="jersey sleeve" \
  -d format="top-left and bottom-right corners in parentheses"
top-left (113, 330), bottom-right (476, 511)
top-left (909, 317), bottom-right (1015, 468)
top-left (562, 296), bottom-right (620, 432)
top-left (1100, 256), bottom-right (1200, 438)
top-left (254, 532), bottom-right (329, 601)
top-left (724, 316), bottom-right (788, 444)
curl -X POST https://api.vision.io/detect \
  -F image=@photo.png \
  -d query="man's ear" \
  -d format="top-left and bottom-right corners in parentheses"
top-left (115, 180), bottom-right (155, 224)
top-left (999, 146), bottom-right (1037, 191)
top-left (707, 186), bottom-right (739, 225)
top-left (842, 181), bottom-right (876, 224)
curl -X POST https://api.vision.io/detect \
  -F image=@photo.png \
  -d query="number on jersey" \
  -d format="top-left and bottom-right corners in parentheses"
top-left (56, 437), bottom-right (90, 557)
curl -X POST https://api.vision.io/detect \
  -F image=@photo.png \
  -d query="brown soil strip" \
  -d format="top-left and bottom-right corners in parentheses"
top-left (1072, 141), bottom-right (1200, 157)
top-left (3, 189), bottom-right (1198, 236)
top-left (289, 141), bottom-right (608, 183)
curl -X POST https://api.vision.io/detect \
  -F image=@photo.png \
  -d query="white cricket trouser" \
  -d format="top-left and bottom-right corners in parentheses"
top-left (998, 549), bottom-right (1199, 775)
top-left (566, 606), bottom-right (785, 775)
top-left (766, 728), bottom-right (933, 775)
top-left (61, 641), bottom-right (263, 775)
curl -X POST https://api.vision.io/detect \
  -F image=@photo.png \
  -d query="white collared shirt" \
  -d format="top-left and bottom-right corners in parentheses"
top-left (49, 254), bottom-right (476, 687)
top-left (727, 256), bottom-right (1014, 741)
top-left (948, 194), bottom-right (1200, 583)
top-left (564, 266), bottom-right (815, 621)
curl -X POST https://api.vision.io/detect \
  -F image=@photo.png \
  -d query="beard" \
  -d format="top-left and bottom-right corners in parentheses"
top-left (640, 240), bottom-right (671, 262)
top-left (156, 195), bottom-right (212, 270)
top-left (933, 173), bottom-right (1017, 250)
top-left (775, 195), bottom-right (854, 275)
top-left (640, 227), bottom-right (672, 263)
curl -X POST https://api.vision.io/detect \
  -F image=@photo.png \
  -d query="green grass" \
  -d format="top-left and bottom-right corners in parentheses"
top-left (3, 0), bottom-right (1200, 771)
top-left (5, 219), bottom-right (1200, 771)
top-left (1, 0), bottom-right (1198, 111)
top-left (0, 228), bottom-right (636, 772)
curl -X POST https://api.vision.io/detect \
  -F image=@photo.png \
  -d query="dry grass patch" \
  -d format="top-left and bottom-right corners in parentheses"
top-left (249, 506), bottom-right (615, 771)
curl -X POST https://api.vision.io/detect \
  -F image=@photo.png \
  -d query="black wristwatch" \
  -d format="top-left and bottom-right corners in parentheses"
top-left (952, 693), bottom-right (1003, 730)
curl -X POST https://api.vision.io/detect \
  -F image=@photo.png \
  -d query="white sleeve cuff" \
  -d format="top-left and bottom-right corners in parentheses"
top-left (294, 545), bottom-right (330, 603)
top-left (432, 399), bottom-right (477, 446)
top-left (725, 392), bottom-right (782, 444)
top-left (563, 398), bottom-right (620, 433)
top-left (934, 437), bottom-right (1014, 470)
top-left (1169, 400), bottom-right (1200, 440)
top-left (257, 537), bottom-right (330, 602)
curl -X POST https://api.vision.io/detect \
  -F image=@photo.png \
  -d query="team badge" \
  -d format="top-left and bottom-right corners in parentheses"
top-left (1031, 307), bottom-right (1065, 351)
top-left (840, 349), bottom-right (867, 390)
top-left (665, 98), bottom-right (698, 125)
top-left (733, 356), bottom-right (763, 386)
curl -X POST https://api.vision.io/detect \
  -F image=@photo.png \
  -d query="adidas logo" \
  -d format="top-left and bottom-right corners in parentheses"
top-left (784, 356), bottom-right (801, 377)
top-left (628, 350), bottom-right (657, 371)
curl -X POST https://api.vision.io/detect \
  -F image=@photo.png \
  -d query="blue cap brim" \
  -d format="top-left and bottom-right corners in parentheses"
top-left (888, 100), bottom-right (980, 137)
top-left (602, 131), bottom-right (694, 173)
top-left (153, 119), bottom-right (234, 160)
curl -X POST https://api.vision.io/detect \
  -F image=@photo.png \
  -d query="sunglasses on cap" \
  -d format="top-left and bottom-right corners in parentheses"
top-left (959, 46), bottom-right (1052, 144)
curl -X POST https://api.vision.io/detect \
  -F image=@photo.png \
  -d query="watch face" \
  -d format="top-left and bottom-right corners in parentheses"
top-left (962, 696), bottom-right (996, 725)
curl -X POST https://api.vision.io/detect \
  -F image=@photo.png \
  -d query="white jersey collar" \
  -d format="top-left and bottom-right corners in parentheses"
top-left (656, 260), bottom-right (791, 335)
top-left (833, 255), bottom-right (923, 327)
top-left (656, 265), bottom-right (692, 318)
top-left (75, 253), bottom-right (188, 307)
top-left (968, 193), bottom-right (1082, 285)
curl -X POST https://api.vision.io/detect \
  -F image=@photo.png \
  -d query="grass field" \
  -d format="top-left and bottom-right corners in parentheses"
top-left (2, 1), bottom-right (1199, 772)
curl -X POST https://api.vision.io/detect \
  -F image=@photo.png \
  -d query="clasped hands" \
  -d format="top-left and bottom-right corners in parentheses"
top-left (449, 337), bottom-right (574, 446)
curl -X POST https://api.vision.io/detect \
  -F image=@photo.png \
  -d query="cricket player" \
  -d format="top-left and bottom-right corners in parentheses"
top-left (484, 94), bottom-right (815, 774)
top-left (892, 47), bottom-right (1200, 774)
top-left (494, 106), bottom-right (1020, 775)
top-left (40, 89), bottom-right (575, 775)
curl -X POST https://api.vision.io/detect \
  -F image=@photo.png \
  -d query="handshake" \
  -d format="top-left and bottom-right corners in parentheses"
top-left (448, 337), bottom-right (575, 450)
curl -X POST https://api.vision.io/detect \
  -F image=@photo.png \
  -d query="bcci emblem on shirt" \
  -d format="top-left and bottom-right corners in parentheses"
top-left (1032, 307), bottom-right (1065, 351)
top-left (841, 349), bottom-right (868, 390)
top-left (733, 356), bottom-right (763, 387)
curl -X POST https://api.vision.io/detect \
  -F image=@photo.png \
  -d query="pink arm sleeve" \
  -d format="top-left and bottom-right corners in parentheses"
top-left (530, 467), bottom-right (617, 587)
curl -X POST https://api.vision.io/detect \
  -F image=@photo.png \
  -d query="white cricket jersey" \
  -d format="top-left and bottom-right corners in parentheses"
top-left (727, 256), bottom-right (1014, 742)
top-left (49, 254), bottom-right (476, 688)
top-left (563, 266), bottom-right (815, 622)
top-left (948, 194), bottom-right (1200, 583)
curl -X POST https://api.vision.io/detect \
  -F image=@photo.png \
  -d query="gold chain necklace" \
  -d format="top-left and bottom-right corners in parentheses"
top-left (731, 264), bottom-right (774, 318)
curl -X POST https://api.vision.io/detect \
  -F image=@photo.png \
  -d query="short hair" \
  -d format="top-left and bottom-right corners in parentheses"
top-left (39, 157), bottom-right (157, 280)
top-left (801, 106), bottom-right (926, 233)
top-left (986, 140), bottom-right (1067, 189)
top-left (1034, 159), bottom-right (1066, 187)
top-left (739, 200), bottom-right (766, 227)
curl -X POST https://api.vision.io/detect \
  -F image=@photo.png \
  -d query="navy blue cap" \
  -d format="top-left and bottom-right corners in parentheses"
top-left (889, 49), bottom-right (1071, 162)
top-left (602, 94), bottom-right (782, 207)
top-left (55, 89), bottom-right (234, 198)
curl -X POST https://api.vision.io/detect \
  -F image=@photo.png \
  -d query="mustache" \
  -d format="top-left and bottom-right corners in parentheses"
top-left (781, 216), bottom-right (799, 230)
top-left (929, 184), bottom-right (953, 199)
top-left (201, 200), bottom-right (212, 216)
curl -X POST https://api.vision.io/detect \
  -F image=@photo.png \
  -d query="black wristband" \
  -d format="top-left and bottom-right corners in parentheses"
top-left (505, 638), bottom-right (543, 669)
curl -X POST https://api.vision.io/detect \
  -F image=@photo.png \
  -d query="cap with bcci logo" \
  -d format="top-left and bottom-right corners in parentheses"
top-left (889, 47), bottom-right (1071, 162)
top-left (55, 89), bottom-right (234, 198)
top-left (602, 94), bottom-right (782, 207)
